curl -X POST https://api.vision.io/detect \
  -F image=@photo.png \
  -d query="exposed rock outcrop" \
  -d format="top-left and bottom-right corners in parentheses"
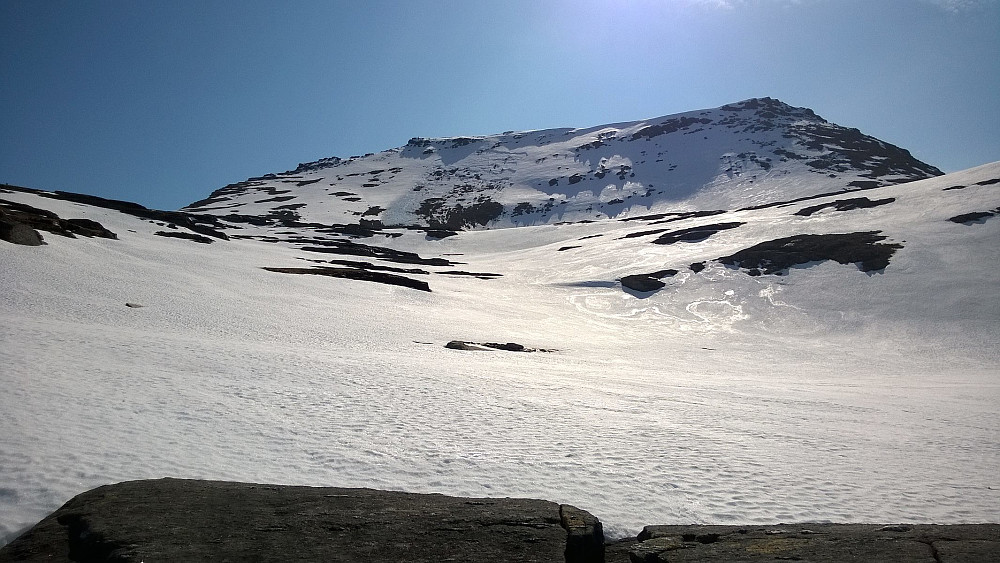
top-left (606, 523), bottom-right (1000, 562)
top-left (0, 479), bottom-right (603, 563)
top-left (949, 208), bottom-right (1000, 224)
top-left (154, 231), bottom-right (214, 244)
top-left (620, 270), bottom-right (678, 293)
top-left (794, 196), bottom-right (895, 217)
top-left (445, 341), bottom-right (546, 352)
top-left (263, 266), bottom-right (431, 292)
top-left (4, 480), bottom-right (997, 563)
top-left (0, 197), bottom-right (117, 244)
top-left (3, 185), bottom-right (228, 241)
top-left (717, 231), bottom-right (903, 275)
top-left (0, 221), bottom-right (44, 246)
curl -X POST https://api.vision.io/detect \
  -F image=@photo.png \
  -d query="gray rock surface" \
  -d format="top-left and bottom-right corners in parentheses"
top-left (606, 523), bottom-right (1000, 562)
top-left (0, 478), bottom-right (603, 562)
top-left (0, 220), bottom-right (44, 245)
top-left (4, 479), bottom-right (998, 562)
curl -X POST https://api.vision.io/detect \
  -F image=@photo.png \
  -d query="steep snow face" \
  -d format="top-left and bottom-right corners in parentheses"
top-left (182, 98), bottom-right (942, 230)
top-left (1, 160), bottom-right (997, 543)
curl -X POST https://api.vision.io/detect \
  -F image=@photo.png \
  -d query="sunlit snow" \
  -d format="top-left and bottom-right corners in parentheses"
top-left (2, 159), bottom-right (998, 544)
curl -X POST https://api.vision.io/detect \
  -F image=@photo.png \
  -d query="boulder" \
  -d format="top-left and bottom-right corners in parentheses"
top-left (0, 478), bottom-right (604, 563)
top-left (620, 275), bottom-right (665, 293)
top-left (0, 220), bottom-right (44, 246)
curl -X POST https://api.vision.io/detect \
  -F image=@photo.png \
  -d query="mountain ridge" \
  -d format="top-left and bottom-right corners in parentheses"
top-left (181, 97), bottom-right (943, 232)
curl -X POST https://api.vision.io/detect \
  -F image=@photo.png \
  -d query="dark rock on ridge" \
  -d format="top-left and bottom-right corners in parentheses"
top-left (940, 178), bottom-right (998, 192)
top-left (737, 178), bottom-right (903, 213)
top-left (263, 266), bottom-right (431, 292)
top-left (0, 478), bottom-right (604, 563)
top-left (0, 221), bottom-right (44, 245)
top-left (794, 196), bottom-right (895, 217)
top-left (718, 231), bottom-right (903, 274)
top-left (0, 197), bottom-right (117, 243)
top-left (437, 270), bottom-right (503, 279)
top-left (785, 120), bottom-right (943, 181)
top-left (631, 117), bottom-right (713, 140)
top-left (299, 239), bottom-right (458, 266)
top-left (3, 185), bottom-right (228, 241)
top-left (651, 222), bottom-right (745, 245)
top-left (620, 275), bottom-right (665, 292)
top-left (323, 259), bottom-right (429, 275)
top-left (154, 231), bottom-right (214, 244)
top-left (416, 197), bottom-right (505, 230)
top-left (445, 341), bottom-right (547, 352)
top-left (620, 270), bottom-right (678, 293)
top-left (425, 228), bottom-right (458, 239)
top-left (949, 209), bottom-right (1000, 224)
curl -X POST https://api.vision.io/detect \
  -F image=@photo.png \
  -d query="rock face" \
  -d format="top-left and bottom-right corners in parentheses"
top-left (0, 478), bottom-right (604, 563)
top-left (605, 524), bottom-right (1000, 562)
top-left (0, 197), bottom-right (117, 244)
top-left (3, 185), bottom-right (228, 241)
top-left (0, 220), bottom-right (44, 245)
top-left (3, 480), bottom-right (998, 562)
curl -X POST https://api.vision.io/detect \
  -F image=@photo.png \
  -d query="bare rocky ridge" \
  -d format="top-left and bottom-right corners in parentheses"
top-left (0, 196), bottom-right (117, 244)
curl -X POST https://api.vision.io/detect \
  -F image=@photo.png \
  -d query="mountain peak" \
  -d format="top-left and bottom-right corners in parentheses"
top-left (718, 96), bottom-right (825, 122)
top-left (184, 98), bottom-right (942, 231)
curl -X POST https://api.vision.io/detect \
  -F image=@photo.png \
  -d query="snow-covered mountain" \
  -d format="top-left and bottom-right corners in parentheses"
top-left (1, 99), bottom-right (997, 543)
top-left (181, 97), bottom-right (942, 231)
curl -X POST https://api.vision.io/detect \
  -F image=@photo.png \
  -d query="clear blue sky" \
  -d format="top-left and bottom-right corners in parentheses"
top-left (2, 0), bottom-right (998, 210)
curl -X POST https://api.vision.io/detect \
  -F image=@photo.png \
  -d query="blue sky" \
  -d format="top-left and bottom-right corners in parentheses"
top-left (2, 0), bottom-right (997, 210)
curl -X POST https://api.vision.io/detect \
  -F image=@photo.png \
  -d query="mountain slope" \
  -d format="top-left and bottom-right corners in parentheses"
top-left (181, 97), bottom-right (942, 231)
top-left (1, 101), bottom-right (997, 543)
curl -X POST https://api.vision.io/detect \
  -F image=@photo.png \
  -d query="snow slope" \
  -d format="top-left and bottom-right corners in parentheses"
top-left (1, 112), bottom-right (998, 543)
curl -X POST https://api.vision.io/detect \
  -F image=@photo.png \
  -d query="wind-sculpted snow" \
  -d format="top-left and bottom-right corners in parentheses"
top-left (1, 154), bottom-right (997, 543)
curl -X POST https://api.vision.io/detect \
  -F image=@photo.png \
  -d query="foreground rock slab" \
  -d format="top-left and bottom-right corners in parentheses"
top-left (0, 478), bottom-right (603, 562)
top-left (606, 523), bottom-right (1000, 562)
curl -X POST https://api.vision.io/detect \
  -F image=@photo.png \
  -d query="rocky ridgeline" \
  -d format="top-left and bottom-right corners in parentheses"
top-left (1, 480), bottom-right (997, 562)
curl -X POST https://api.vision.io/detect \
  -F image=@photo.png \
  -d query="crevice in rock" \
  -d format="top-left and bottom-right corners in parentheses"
top-left (560, 504), bottom-right (604, 563)
top-left (56, 513), bottom-right (134, 562)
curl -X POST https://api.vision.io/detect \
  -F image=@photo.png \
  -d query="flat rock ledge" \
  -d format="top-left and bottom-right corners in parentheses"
top-left (0, 479), bottom-right (602, 563)
top-left (2, 480), bottom-right (997, 562)
top-left (607, 523), bottom-right (1000, 562)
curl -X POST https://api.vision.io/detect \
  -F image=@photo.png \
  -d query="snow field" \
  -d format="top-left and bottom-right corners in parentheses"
top-left (2, 165), bottom-right (999, 542)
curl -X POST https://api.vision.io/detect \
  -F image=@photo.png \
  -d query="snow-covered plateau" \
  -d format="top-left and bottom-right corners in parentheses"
top-left (1, 99), bottom-right (998, 542)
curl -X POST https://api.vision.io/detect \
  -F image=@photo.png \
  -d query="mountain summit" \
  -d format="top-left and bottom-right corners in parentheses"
top-left (182, 97), bottom-right (941, 231)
